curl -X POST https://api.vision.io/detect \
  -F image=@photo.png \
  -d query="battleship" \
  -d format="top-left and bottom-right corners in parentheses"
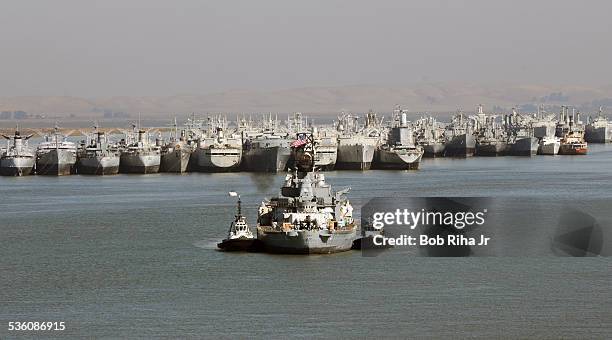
top-left (335, 111), bottom-right (380, 170)
top-left (35, 126), bottom-right (77, 176)
top-left (585, 108), bottom-right (611, 143)
top-left (77, 128), bottom-right (120, 175)
top-left (119, 128), bottom-right (161, 174)
top-left (373, 109), bottom-right (423, 169)
top-left (217, 191), bottom-right (256, 251)
top-left (0, 129), bottom-right (35, 176)
top-left (256, 133), bottom-right (357, 254)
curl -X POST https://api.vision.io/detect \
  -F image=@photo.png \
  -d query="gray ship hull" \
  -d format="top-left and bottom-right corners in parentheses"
top-left (422, 143), bottom-right (445, 158)
top-left (36, 149), bottom-right (76, 176)
top-left (585, 126), bottom-right (611, 143)
top-left (336, 144), bottom-right (376, 170)
top-left (160, 149), bottom-right (191, 173)
top-left (507, 137), bottom-right (539, 156)
top-left (314, 146), bottom-right (337, 171)
top-left (0, 156), bottom-right (35, 176)
top-left (77, 156), bottom-right (120, 175)
top-left (194, 147), bottom-right (242, 172)
top-left (257, 228), bottom-right (356, 254)
top-left (119, 153), bottom-right (160, 174)
top-left (444, 134), bottom-right (475, 157)
top-left (538, 141), bottom-right (560, 155)
top-left (373, 149), bottom-right (422, 170)
top-left (475, 141), bottom-right (507, 156)
top-left (242, 146), bottom-right (290, 172)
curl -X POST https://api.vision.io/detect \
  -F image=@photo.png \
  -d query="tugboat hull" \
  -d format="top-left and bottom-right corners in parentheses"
top-left (217, 238), bottom-right (258, 251)
top-left (0, 157), bottom-right (34, 176)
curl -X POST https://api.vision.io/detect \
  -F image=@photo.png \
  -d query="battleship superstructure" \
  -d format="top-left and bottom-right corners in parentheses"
top-left (119, 127), bottom-right (161, 174)
top-left (256, 133), bottom-right (357, 254)
top-left (36, 126), bottom-right (77, 176)
top-left (0, 129), bottom-right (35, 176)
top-left (374, 108), bottom-right (423, 169)
top-left (77, 127), bottom-right (120, 175)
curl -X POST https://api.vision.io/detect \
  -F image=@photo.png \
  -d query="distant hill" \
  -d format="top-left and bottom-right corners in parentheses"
top-left (2, 83), bottom-right (612, 118)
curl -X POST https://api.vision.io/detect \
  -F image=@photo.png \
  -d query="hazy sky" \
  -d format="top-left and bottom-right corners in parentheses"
top-left (1, 0), bottom-right (611, 97)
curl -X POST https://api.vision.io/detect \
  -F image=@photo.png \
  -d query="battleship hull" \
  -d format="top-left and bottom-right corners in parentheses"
top-left (160, 149), bottom-right (191, 173)
top-left (336, 143), bottom-right (376, 170)
top-left (257, 228), bottom-right (356, 254)
top-left (475, 142), bottom-right (507, 156)
top-left (0, 156), bottom-right (34, 176)
top-left (444, 134), bottom-right (475, 157)
top-left (242, 146), bottom-right (290, 172)
top-left (36, 149), bottom-right (76, 176)
top-left (507, 137), bottom-right (539, 156)
top-left (373, 149), bottom-right (423, 170)
top-left (119, 153), bottom-right (160, 174)
top-left (194, 147), bottom-right (242, 172)
top-left (77, 156), bottom-right (120, 175)
top-left (585, 126), bottom-right (611, 143)
top-left (422, 143), bottom-right (445, 158)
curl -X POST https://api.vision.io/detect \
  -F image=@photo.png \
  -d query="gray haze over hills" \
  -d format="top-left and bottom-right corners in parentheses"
top-left (2, 1), bottom-right (612, 117)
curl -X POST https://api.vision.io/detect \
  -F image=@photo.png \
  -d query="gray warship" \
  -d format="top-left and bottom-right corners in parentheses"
top-left (119, 127), bottom-right (161, 174)
top-left (77, 127), bottom-right (120, 175)
top-left (585, 108), bottom-right (611, 143)
top-left (160, 121), bottom-right (193, 173)
top-left (194, 126), bottom-right (242, 172)
top-left (474, 109), bottom-right (507, 156)
top-left (1, 129), bottom-right (35, 176)
top-left (335, 111), bottom-right (379, 170)
top-left (256, 133), bottom-right (357, 254)
top-left (444, 111), bottom-right (476, 157)
top-left (35, 126), bottom-right (77, 176)
top-left (416, 116), bottom-right (446, 157)
top-left (504, 109), bottom-right (539, 156)
top-left (374, 110), bottom-right (423, 169)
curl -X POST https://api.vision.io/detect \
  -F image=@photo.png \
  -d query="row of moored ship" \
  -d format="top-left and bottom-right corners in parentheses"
top-left (1, 105), bottom-right (610, 176)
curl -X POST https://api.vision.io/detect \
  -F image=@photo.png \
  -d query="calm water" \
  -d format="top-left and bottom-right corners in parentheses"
top-left (1, 145), bottom-right (611, 338)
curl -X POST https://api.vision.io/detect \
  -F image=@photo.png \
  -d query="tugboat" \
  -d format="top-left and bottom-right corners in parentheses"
top-left (0, 128), bottom-right (35, 176)
top-left (256, 133), bottom-right (357, 254)
top-left (218, 191), bottom-right (256, 251)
